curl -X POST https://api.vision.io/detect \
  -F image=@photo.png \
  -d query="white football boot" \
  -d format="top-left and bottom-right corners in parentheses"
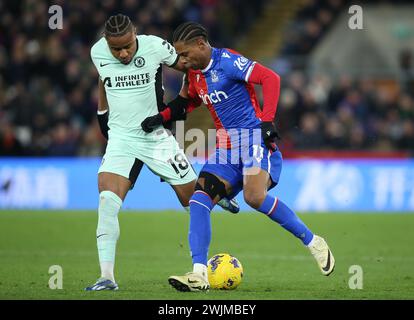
top-left (85, 277), bottom-right (119, 291)
top-left (168, 272), bottom-right (210, 292)
top-left (308, 235), bottom-right (335, 276)
top-left (217, 197), bottom-right (240, 214)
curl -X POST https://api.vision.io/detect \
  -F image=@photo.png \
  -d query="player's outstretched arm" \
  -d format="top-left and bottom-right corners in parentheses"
top-left (97, 78), bottom-right (110, 139)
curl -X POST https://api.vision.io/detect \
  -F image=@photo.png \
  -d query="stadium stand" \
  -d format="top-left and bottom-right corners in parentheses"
top-left (0, 0), bottom-right (268, 156)
top-left (273, 0), bottom-right (414, 155)
top-left (0, 0), bottom-right (413, 157)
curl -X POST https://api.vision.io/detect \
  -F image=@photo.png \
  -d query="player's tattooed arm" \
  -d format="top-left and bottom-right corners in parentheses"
top-left (97, 78), bottom-right (110, 139)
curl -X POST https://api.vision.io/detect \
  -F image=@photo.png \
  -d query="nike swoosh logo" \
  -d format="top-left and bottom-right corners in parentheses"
top-left (100, 62), bottom-right (119, 67)
top-left (187, 279), bottom-right (199, 284)
top-left (96, 234), bottom-right (108, 239)
top-left (180, 171), bottom-right (190, 178)
top-left (322, 250), bottom-right (332, 272)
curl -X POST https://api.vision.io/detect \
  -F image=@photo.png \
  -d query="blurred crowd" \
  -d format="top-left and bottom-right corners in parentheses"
top-left (0, 0), bottom-right (266, 156)
top-left (0, 0), bottom-right (413, 157)
top-left (280, 0), bottom-right (414, 67)
top-left (277, 73), bottom-right (414, 152)
top-left (281, 0), bottom-right (344, 66)
top-left (275, 0), bottom-right (414, 153)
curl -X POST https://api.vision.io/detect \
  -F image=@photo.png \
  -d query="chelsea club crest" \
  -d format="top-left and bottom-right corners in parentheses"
top-left (134, 57), bottom-right (145, 68)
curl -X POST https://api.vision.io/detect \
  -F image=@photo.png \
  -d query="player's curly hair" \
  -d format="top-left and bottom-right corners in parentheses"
top-left (104, 14), bottom-right (134, 37)
top-left (172, 22), bottom-right (208, 43)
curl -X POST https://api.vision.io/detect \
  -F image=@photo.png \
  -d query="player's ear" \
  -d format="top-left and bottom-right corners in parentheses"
top-left (197, 37), bottom-right (206, 49)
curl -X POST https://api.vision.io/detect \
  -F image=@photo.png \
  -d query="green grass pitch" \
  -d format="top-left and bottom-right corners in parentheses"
top-left (0, 210), bottom-right (413, 300)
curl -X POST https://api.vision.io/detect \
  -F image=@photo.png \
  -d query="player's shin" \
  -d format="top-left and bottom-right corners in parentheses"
top-left (96, 190), bottom-right (122, 282)
top-left (188, 191), bottom-right (214, 280)
top-left (258, 195), bottom-right (314, 245)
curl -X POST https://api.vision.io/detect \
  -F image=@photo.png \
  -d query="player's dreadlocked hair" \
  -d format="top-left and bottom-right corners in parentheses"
top-left (172, 22), bottom-right (208, 43)
top-left (104, 14), bottom-right (133, 37)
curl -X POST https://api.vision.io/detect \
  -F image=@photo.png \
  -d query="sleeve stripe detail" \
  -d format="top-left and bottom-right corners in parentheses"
top-left (245, 61), bottom-right (256, 82)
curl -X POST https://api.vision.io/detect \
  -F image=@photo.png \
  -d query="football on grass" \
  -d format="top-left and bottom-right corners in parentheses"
top-left (207, 253), bottom-right (243, 290)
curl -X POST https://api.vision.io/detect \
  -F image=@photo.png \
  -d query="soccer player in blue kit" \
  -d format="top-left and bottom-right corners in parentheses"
top-left (141, 22), bottom-right (335, 292)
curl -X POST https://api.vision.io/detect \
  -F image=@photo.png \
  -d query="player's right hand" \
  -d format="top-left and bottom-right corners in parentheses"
top-left (141, 113), bottom-right (163, 133)
top-left (261, 121), bottom-right (280, 152)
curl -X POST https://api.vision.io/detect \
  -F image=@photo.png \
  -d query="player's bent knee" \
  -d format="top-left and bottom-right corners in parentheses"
top-left (195, 172), bottom-right (227, 203)
top-left (98, 172), bottom-right (114, 192)
top-left (243, 190), bottom-right (266, 209)
top-left (98, 172), bottom-right (130, 200)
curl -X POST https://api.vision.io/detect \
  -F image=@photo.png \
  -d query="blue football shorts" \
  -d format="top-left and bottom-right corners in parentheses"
top-left (201, 141), bottom-right (283, 199)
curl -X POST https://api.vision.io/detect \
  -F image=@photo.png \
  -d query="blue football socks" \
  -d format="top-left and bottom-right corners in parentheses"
top-left (188, 191), bottom-right (214, 265)
top-left (258, 194), bottom-right (314, 245)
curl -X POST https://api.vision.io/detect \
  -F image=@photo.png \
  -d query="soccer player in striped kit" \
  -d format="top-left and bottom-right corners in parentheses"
top-left (141, 22), bottom-right (335, 292)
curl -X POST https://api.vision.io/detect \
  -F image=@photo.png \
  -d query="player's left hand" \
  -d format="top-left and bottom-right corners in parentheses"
top-left (261, 121), bottom-right (280, 152)
top-left (141, 114), bottom-right (163, 133)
